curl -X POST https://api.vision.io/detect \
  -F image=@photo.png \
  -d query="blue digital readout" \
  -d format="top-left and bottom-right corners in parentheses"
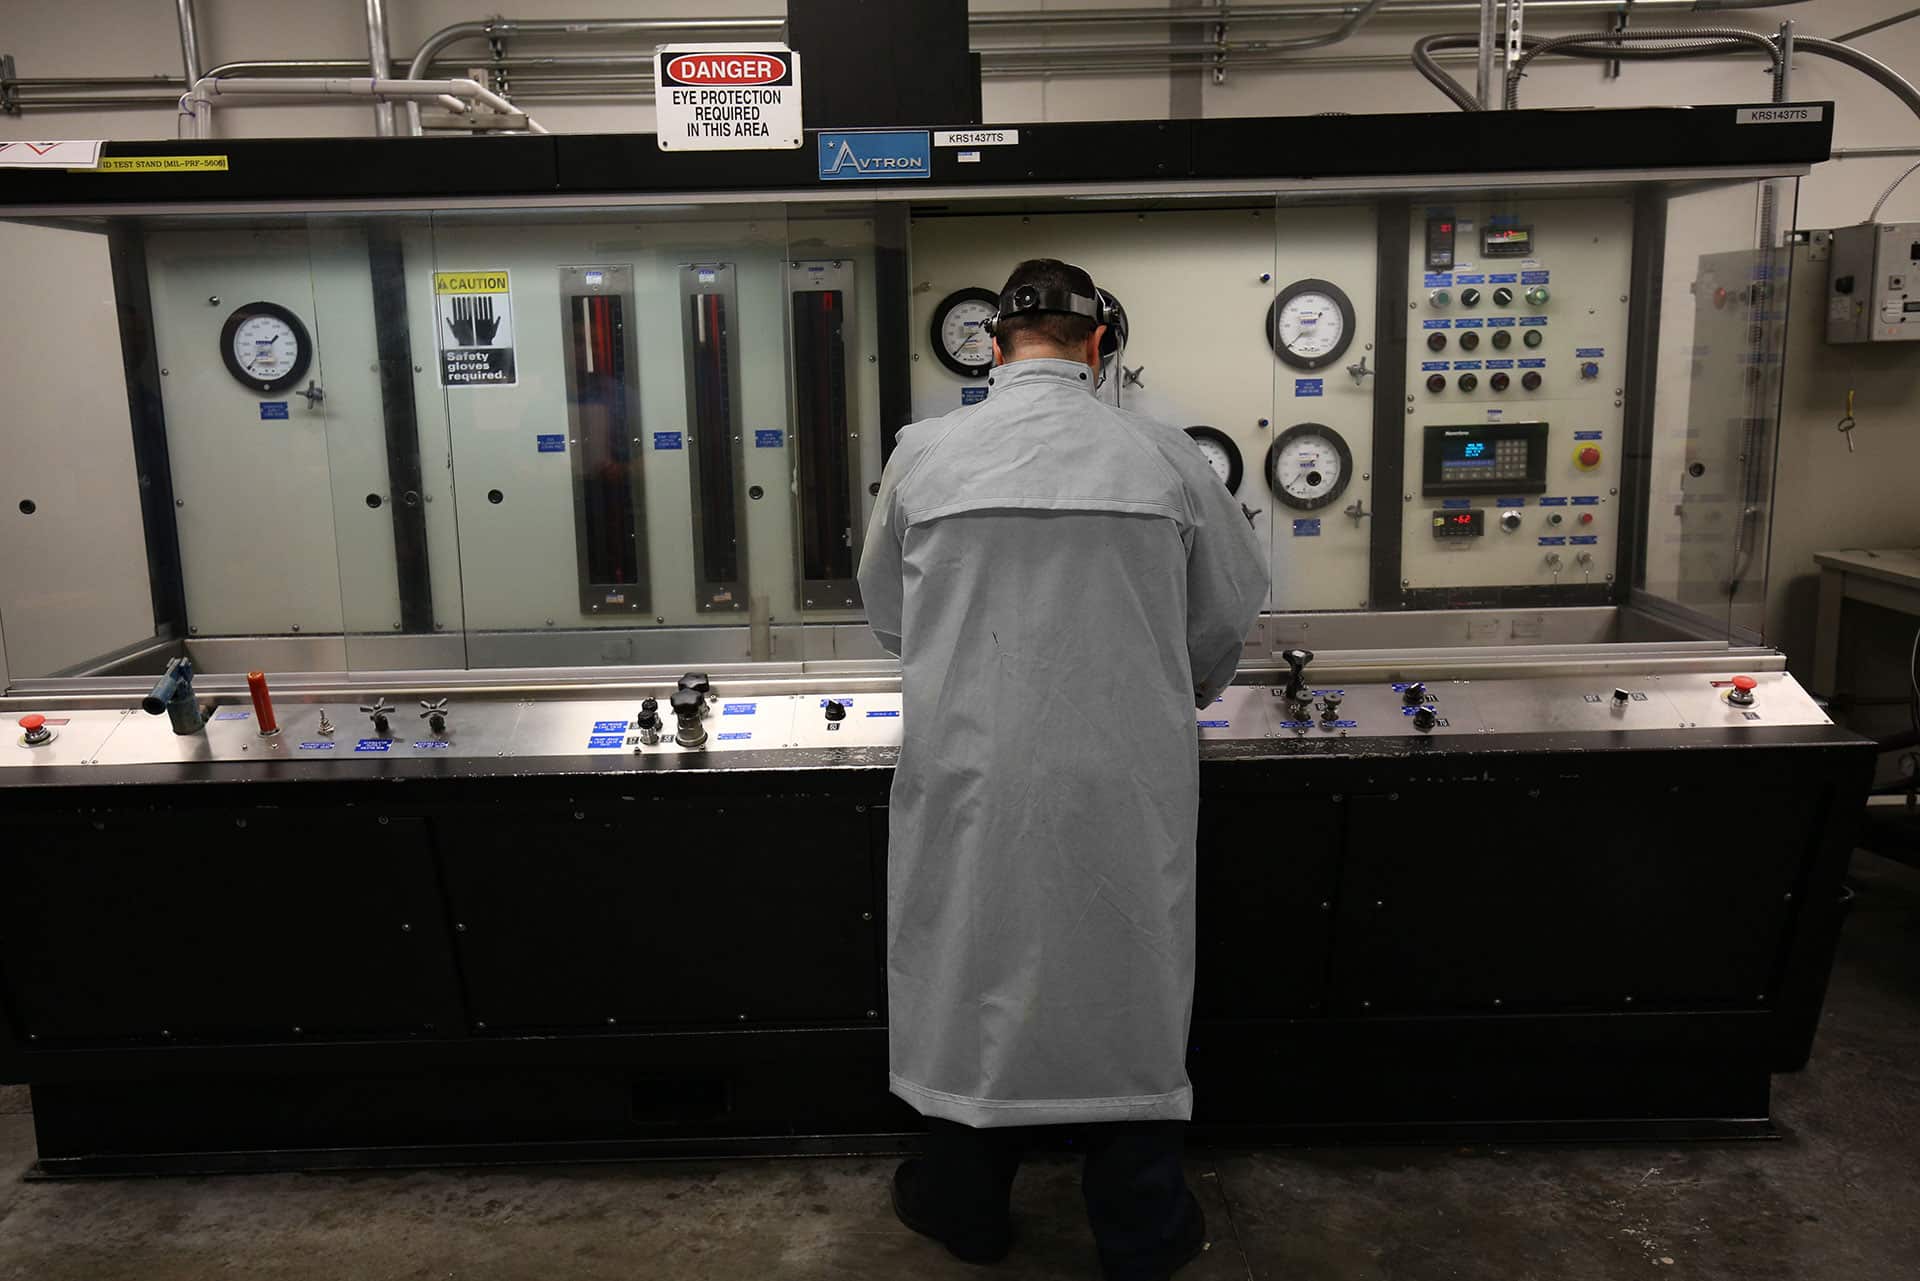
top-left (1463, 441), bottom-right (1486, 458)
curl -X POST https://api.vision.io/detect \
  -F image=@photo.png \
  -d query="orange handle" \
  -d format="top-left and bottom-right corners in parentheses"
top-left (246, 670), bottom-right (278, 735)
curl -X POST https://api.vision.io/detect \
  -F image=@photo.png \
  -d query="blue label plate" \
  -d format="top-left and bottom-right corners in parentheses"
top-left (818, 130), bottom-right (932, 181)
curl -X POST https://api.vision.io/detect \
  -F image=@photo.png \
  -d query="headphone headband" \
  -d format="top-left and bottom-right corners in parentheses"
top-left (984, 266), bottom-right (1108, 336)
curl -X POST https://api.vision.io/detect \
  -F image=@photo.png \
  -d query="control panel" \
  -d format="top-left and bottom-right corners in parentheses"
top-left (2, 666), bottom-right (1829, 769)
top-left (1402, 199), bottom-right (1631, 592)
top-left (1825, 221), bottom-right (1920, 344)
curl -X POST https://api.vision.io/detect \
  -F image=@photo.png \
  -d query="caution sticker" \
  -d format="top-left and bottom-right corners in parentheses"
top-left (81, 155), bottom-right (229, 173)
top-left (435, 270), bottom-right (516, 387)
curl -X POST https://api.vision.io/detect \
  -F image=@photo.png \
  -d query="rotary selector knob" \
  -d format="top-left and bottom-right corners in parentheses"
top-left (1402, 682), bottom-right (1428, 706)
top-left (824, 700), bottom-right (847, 722)
top-left (1460, 288), bottom-right (1482, 308)
top-left (1492, 286), bottom-right (1514, 307)
top-left (1412, 706), bottom-right (1438, 732)
top-left (670, 688), bottom-right (708, 748)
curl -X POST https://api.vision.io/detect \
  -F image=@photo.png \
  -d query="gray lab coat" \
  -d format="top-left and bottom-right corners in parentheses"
top-left (856, 357), bottom-right (1268, 1128)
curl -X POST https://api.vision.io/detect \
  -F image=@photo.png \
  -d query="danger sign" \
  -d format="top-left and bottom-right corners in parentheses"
top-left (655, 42), bottom-right (802, 152)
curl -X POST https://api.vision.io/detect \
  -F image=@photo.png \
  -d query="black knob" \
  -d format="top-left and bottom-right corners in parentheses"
top-left (637, 697), bottom-right (661, 730)
top-left (1521, 370), bottom-right (1543, 391)
top-left (1282, 647), bottom-right (1314, 702)
top-left (1458, 330), bottom-right (1480, 352)
top-left (669, 688), bottom-right (704, 720)
top-left (677, 672), bottom-right (711, 695)
top-left (1402, 682), bottom-right (1428, 706)
top-left (1457, 372), bottom-right (1478, 392)
top-left (1612, 688), bottom-right (1631, 706)
top-left (1427, 331), bottom-right (1448, 351)
top-left (1489, 371), bottom-right (1510, 392)
top-left (1491, 329), bottom-right (1512, 349)
top-left (1426, 373), bottom-right (1447, 393)
top-left (1412, 706), bottom-right (1438, 731)
top-left (1460, 288), bottom-right (1481, 307)
top-left (1492, 286), bottom-right (1514, 307)
top-left (824, 700), bottom-right (847, 722)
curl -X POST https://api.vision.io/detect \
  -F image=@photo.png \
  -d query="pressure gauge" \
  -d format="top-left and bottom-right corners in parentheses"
top-left (1266, 422), bottom-right (1353, 511)
top-left (930, 287), bottom-right (1000, 378)
top-left (1265, 278), bottom-right (1357, 370)
top-left (1184, 425), bottom-right (1243, 492)
top-left (219, 301), bottom-right (313, 394)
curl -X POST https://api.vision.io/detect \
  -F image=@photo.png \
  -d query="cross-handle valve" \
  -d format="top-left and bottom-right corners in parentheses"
top-left (360, 698), bottom-right (395, 739)
top-left (418, 698), bottom-right (449, 736)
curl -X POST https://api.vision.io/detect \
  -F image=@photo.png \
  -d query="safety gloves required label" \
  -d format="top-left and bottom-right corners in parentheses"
top-left (435, 270), bottom-right (516, 387)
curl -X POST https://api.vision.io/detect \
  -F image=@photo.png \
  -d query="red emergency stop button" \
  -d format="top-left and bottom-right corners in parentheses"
top-left (1728, 674), bottom-right (1758, 707)
top-left (1575, 445), bottom-right (1602, 469)
top-left (1732, 675), bottom-right (1757, 692)
top-left (18, 714), bottom-right (51, 746)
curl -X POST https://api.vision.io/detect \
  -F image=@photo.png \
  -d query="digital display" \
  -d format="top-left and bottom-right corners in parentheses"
top-left (1482, 223), bottom-right (1534, 258)
top-left (1431, 508), bottom-right (1484, 539)
top-left (1425, 214), bottom-right (1456, 271)
top-left (1439, 433), bottom-right (1528, 483)
top-left (1422, 422), bottom-right (1550, 496)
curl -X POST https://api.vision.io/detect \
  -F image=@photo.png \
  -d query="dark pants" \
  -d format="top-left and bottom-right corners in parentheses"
top-left (924, 1118), bottom-right (1196, 1274)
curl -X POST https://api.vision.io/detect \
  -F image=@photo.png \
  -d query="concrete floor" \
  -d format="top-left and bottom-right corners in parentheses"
top-left (0, 850), bottom-right (1914, 1281)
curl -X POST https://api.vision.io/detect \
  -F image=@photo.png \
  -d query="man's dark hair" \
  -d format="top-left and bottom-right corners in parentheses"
top-left (994, 258), bottom-right (1098, 353)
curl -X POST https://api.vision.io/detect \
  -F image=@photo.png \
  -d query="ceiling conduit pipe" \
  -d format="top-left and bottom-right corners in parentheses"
top-left (180, 76), bottom-right (546, 139)
top-left (365, 0), bottom-right (397, 136)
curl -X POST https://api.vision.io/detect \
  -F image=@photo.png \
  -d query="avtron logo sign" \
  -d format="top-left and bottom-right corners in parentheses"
top-left (662, 53), bottom-right (791, 87)
top-left (818, 131), bottom-right (933, 182)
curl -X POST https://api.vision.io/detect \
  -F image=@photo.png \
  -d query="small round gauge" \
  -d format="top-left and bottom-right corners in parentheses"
top-left (1266, 422), bottom-right (1354, 511)
top-left (1184, 425), bottom-right (1243, 492)
top-left (220, 301), bottom-right (313, 394)
top-left (1265, 277), bottom-right (1357, 370)
top-left (930, 286), bottom-right (1000, 378)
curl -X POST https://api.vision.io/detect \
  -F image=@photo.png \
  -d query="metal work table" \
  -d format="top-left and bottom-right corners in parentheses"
top-left (1812, 548), bottom-right (1920, 699)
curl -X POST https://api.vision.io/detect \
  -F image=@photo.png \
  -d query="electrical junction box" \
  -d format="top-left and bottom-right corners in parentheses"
top-left (1825, 221), bottom-right (1920, 343)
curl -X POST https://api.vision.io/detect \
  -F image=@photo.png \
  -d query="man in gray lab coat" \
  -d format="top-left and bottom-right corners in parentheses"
top-left (857, 259), bottom-right (1268, 1280)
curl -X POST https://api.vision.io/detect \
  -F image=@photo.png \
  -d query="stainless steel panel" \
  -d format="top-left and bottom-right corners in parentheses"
top-left (1268, 680), bottom-right (1487, 739)
top-left (1199, 686), bottom-right (1274, 741)
top-left (1657, 670), bottom-right (1831, 730)
top-left (513, 695), bottom-right (798, 757)
top-left (88, 698), bottom-right (533, 765)
top-left (788, 691), bottom-right (902, 750)
top-left (464, 625), bottom-right (757, 668)
top-left (0, 708), bottom-right (133, 768)
top-left (1470, 677), bottom-right (1686, 734)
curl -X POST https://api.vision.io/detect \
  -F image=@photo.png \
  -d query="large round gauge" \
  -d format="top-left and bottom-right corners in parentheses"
top-left (1185, 425), bottom-right (1243, 493)
top-left (930, 286), bottom-right (1000, 378)
top-left (1266, 422), bottom-right (1353, 511)
top-left (219, 301), bottom-right (313, 394)
top-left (1265, 277), bottom-right (1357, 370)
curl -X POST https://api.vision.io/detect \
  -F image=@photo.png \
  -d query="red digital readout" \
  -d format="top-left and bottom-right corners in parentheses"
top-left (1440, 223), bottom-right (1453, 233)
top-left (1452, 514), bottom-right (1474, 525)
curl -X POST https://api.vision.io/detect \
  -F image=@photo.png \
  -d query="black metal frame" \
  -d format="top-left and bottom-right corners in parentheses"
top-left (367, 230), bottom-right (436, 633)
top-left (1368, 202), bottom-right (1411, 611)
top-left (1617, 187), bottom-right (1671, 597)
top-left (106, 221), bottom-right (188, 640)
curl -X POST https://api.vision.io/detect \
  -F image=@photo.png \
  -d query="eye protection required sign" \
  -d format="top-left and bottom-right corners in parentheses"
top-left (435, 270), bottom-right (516, 387)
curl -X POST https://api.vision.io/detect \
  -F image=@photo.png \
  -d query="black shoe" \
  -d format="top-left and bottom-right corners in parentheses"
top-left (1099, 1189), bottom-right (1208, 1281)
top-left (891, 1158), bottom-right (1014, 1265)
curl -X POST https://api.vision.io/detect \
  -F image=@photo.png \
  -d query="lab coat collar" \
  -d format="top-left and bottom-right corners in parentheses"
top-left (986, 357), bottom-right (1097, 395)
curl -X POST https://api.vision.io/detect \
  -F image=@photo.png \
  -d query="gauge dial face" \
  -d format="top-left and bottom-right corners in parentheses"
top-left (930, 287), bottom-right (1000, 378)
top-left (1265, 278), bottom-right (1357, 370)
top-left (1267, 422), bottom-right (1354, 511)
top-left (1184, 425), bottom-right (1243, 492)
top-left (219, 301), bottom-right (313, 394)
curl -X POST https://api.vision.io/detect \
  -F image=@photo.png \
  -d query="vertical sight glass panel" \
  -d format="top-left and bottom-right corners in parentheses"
top-left (789, 260), bottom-right (862, 607)
top-left (682, 263), bottom-right (749, 611)
top-left (560, 265), bottom-right (648, 614)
